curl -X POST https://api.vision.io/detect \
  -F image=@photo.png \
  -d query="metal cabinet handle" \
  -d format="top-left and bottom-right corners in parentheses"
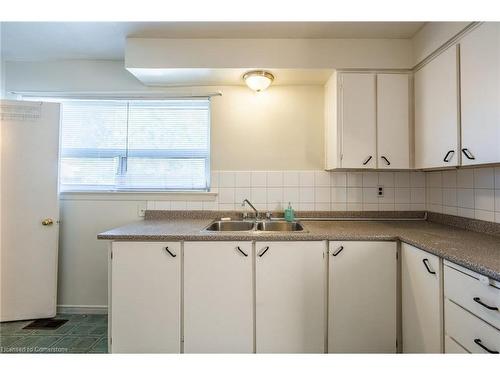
top-left (165, 247), bottom-right (177, 257)
top-left (332, 245), bottom-right (344, 256)
top-left (474, 339), bottom-right (499, 354)
top-left (362, 156), bottom-right (372, 165)
top-left (236, 246), bottom-right (248, 257)
top-left (443, 150), bottom-right (455, 162)
top-left (258, 246), bottom-right (269, 257)
top-left (381, 156), bottom-right (391, 166)
top-left (422, 258), bottom-right (436, 274)
top-left (462, 148), bottom-right (476, 160)
top-left (473, 297), bottom-right (498, 311)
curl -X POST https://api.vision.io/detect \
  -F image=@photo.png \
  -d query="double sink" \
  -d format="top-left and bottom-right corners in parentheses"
top-left (204, 220), bottom-right (305, 232)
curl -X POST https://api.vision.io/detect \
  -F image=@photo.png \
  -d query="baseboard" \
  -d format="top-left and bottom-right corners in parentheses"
top-left (57, 304), bottom-right (108, 315)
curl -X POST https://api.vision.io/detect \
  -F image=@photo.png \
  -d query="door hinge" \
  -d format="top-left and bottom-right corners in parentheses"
top-left (110, 250), bottom-right (113, 260)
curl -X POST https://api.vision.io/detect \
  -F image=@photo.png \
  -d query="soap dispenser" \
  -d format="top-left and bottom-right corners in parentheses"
top-left (284, 202), bottom-right (295, 222)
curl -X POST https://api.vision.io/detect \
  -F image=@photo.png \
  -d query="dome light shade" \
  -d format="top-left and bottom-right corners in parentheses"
top-left (243, 71), bottom-right (274, 92)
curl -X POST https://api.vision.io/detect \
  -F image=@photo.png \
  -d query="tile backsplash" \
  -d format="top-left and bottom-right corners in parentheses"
top-left (425, 166), bottom-right (500, 223)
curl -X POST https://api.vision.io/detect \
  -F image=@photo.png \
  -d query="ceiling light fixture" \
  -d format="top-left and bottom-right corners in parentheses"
top-left (243, 70), bottom-right (275, 92)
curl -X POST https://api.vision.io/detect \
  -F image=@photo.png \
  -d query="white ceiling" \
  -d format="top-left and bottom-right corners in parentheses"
top-left (1, 22), bottom-right (425, 61)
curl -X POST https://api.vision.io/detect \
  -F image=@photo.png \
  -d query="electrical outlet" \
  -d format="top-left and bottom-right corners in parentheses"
top-left (377, 186), bottom-right (384, 197)
top-left (137, 201), bottom-right (147, 217)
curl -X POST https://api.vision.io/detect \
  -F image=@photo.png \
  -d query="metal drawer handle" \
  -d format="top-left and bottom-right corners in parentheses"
top-left (381, 156), bottom-right (391, 166)
top-left (474, 339), bottom-right (499, 354)
top-left (362, 156), bottom-right (372, 165)
top-left (258, 246), bottom-right (269, 257)
top-left (473, 297), bottom-right (498, 311)
top-left (165, 247), bottom-right (177, 257)
top-left (422, 258), bottom-right (436, 275)
top-left (443, 150), bottom-right (454, 162)
top-left (236, 246), bottom-right (248, 257)
top-left (332, 246), bottom-right (344, 256)
top-left (461, 148), bottom-right (476, 160)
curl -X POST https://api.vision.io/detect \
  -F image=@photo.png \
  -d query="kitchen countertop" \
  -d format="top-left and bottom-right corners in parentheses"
top-left (98, 217), bottom-right (500, 281)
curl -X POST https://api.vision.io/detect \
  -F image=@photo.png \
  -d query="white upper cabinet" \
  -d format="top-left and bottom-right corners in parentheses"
top-left (377, 74), bottom-right (411, 169)
top-left (460, 23), bottom-right (500, 166)
top-left (414, 46), bottom-right (459, 169)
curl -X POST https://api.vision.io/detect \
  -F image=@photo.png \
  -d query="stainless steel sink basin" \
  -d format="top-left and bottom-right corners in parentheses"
top-left (256, 221), bottom-right (304, 232)
top-left (204, 220), bottom-right (255, 231)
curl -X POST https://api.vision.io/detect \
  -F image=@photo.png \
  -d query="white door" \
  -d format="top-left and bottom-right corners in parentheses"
top-left (460, 23), bottom-right (500, 165)
top-left (256, 241), bottom-right (326, 353)
top-left (402, 243), bottom-right (443, 353)
top-left (110, 242), bottom-right (181, 353)
top-left (414, 46), bottom-right (459, 169)
top-left (0, 100), bottom-right (60, 322)
top-left (183, 241), bottom-right (253, 353)
top-left (377, 74), bottom-right (411, 169)
top-left (340, 73), bottom-right (377, 168)
top-left (329, 241), bottom-right (397, 353)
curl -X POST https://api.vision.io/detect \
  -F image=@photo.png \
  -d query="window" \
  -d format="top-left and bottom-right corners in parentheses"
top-left (54, 99), bottom-right (210, 192)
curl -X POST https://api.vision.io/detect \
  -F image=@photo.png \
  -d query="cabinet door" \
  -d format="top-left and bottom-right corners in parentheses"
top-left (256, 241), bottom-right (326, 353)
top-left (414, 46), bottom-right (459, 168)
top-left (111, 242), bottom-right (181, 353)
top-left (402, 243), bottom-right (443, 353)
top-left (340, 73), bottom-right (377, 168)
top-left (183, 241), bottom-right (253, 353)
top-left (377, 74), bottom-right (411, 169)
top-left (460, 23), bottom-right (500, 165)
top-left (329, 241), bottom-right (397, 353)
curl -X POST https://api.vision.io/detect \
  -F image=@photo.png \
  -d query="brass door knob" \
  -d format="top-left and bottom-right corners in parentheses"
top-left (42, 218), bottom-right (54, 226)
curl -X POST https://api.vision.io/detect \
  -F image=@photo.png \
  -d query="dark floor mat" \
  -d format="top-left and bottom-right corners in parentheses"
top-left (23, 318), bottom-right (68, 330)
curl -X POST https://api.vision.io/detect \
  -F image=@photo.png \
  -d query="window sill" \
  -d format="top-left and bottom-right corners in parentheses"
top-left (60, 190), bottom-right (218, 201)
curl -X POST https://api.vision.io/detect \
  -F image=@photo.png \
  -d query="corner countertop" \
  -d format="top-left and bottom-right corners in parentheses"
top-left (98, 217), bottom-right (500, 281)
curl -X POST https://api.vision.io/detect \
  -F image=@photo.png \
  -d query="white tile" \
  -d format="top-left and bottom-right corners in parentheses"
top-left (410, 171), bottom-right (426, 188)
top-left (283, 187), bottom-right (300, 203)
top-left (442, 188), bottom-right (457, 207)
top-left (331, 172), bottom-right (347, 187)
top-left (363, 187), bottom-right (378, 204)
top-left (219, 171), bottom-right (235, 187)
top-left (331, 202), bottom-right (347, 211)
top-left (395, 188), bottom-right (411, 204)
top-left (347, 203), bottom-right (363, 211)
top-left (315, 170), bottom-right (331, 187)
top-left (427, 204), bottom-right (442, 213)
top-left (427, 171), bottom-right (442, 188)
top-left (251, 187), bottom-right (267, 203)
top-left (363, 203), bottom-right (379, 211)
top-left (362, 172), bottom-right (378, 187)
top-left (218, 187), bottom-right (235, 204)
top-left (410, 188), bottom-right (426, 204)
top-left (474, 168), bottom-right (495, 189)
top-left (267, 187), bottom-right (283, 203)
top-left (379, 203), bottom-right (395, 211)
top-left (299, 202), bottom-right (315, 211)
top-left (347, 172), bottom-right (363, 187)
top-left (253, 203), bottom-right (268, 211)
top-left (427, 188), bottom-right (442, 205)
top-left (442, 170), bottom-right (457, 188)
top-left (475, 209), bottom-right (495, 222)
top-left (496, 190), bottom-right (500, 211)
top-left (267, 202), bottom-right (284, 211)
top-left (347, 187), bottom-right (363, 203)
top-left (267, 171), bottom-right (283, 187)
top-left (474, 189), bottom-right (495, 211)
top-left (251, 171), bottom-right (267, 187)
top-left (155, 201), bottom-right (171, 210)
top-left (210, 171), bottom-right (220, 188)
top-left (171, 201), bottom-right (187, 210)
top-left (394, 172), bottom-right (410, 188)
top-left (457, 188), bottom-right (474, 208)
top-left (202, 201), bottom-right (218, 210)
top-left (299, 187), bottom-right (315, 202)
top-left (146, 201), bottom-right (156, 210)
top-left (186, 201), bottom-right (203, 210)
top-left (496, 212), bottom-right (500, 223)
top-left (234, 187), bottom-right (252, 203)
top-left (314, 202), bottom-right (331, 211)
top-left (378, 172), bottom-right (394, 187)
top-left (299, 171), bottom-right (315, 186)
top-left (209, 187), bottom-right (218, 194)
top-left (283, 171), bottom-right (299, 186)
top-left (410, 203), bottom-right (426, 211)
top-left (234, 171), bottom-right (251, 187)
top-left (331, 187), bottom-right (347, 203)
top-left (495, 167), bottom-right (500, 188)
top-left (443, 206), bottom-right (458, 216)
top-left (218, 203), bottom-right (235, 211)
top-left (379, 187), bottom-right (395, 204)
top-left (395, 203), bottom-right (411, 211)
top-left (457, 169), bottom-right (474, 188)
top-left (314, 187), bottom-right (330, 203)
top-left (457, 207), bottom-right (475, 219)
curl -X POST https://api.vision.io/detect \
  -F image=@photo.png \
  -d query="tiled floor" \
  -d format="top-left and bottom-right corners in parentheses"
top-left (0, 314), bottom-right (108, 354)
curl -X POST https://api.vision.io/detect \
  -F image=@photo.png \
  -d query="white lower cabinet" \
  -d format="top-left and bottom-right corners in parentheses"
top-left (401, 243), bottom-right (443, 353)
top-left (110, 242), bottom-right (181, 353)
top-left (183, 241), bottom-right (253, 353)
top-left (328, 241), bottom-right (397, 353)
top-left (445, 335), bottom-right (469, 353)
top-left (255, 241), bottom-right (326, 353)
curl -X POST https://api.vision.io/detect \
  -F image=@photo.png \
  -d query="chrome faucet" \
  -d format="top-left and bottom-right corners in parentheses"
top-left (242, 199), bottom-right (259, 220)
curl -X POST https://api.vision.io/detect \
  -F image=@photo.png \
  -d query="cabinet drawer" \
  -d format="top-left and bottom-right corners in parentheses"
top-left (444, 264), bottom-right (500, 329)
top-left (445, 299), bottom-right (500, 354)
top-left (445, 335), bottom-right (469, 353)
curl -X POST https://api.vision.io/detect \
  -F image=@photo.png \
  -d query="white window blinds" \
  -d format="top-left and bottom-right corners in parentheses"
top-left (57, 99), bottom-right (210, 192)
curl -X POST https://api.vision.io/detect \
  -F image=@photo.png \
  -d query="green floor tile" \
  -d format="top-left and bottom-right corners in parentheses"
top-left (89, 337), bottom-right (108, 353)
top-left (84, 315), bottom-right (107, 325)
top-left (0, 335), bottom-right (25, 351)
top-left (6, 335), bottom-right (63, 353)
top-left (55, 314), bottom-right (88, 323)
top-left (69, 324), bottom-right (106, 336)
top-left (30, 322), bottom-right (80, 336)
top-left (53, 336), bottom-right (100, 353)
top-left (0, 320), bottom-right (35, 336)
